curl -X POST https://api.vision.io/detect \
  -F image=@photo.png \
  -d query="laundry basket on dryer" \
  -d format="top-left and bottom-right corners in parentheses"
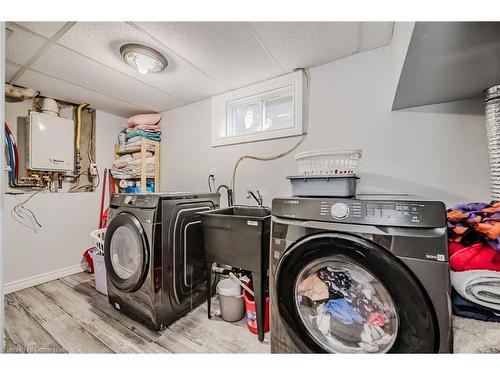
top-left (295, 149), bottom-right (362, 176)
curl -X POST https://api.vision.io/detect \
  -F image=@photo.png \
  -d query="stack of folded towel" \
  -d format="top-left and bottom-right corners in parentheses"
top-left (120, 113), bottom-right (162, 150)
top-left (447, 202), bottom-right (500, 322)
top-left (111, 152), bottom-right (155, 180)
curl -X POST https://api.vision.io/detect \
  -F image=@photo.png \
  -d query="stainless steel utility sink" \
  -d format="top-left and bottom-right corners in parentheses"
top-left (200, 205), bottom-right (271, 272)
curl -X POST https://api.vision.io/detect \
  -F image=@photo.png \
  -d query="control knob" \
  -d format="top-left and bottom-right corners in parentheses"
top-left (331, 202), bottom-right (349, 219)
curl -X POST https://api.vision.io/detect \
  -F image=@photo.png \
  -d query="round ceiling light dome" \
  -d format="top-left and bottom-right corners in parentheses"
top-left (120, 43), bottom-right (168, 74)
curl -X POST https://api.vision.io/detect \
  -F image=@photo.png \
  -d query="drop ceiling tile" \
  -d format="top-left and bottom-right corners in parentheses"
top-left (5, 61), bottom-right (22, 82)
top-left (136, 22), bottom-right (283, 89)
top-left (31, 44), bottom-right (184, 112)
top-left (359, 22), bottom-right (394, 51)
top-left (57, 22), bottom-right (226, 103)
top-left (5, 23), bottom-right (47, 65)
top-left (14, 22), bottom-right (67, 39)
top-left (250, 22), bottom-right (359, 71)
top-left (17, 69), bottom-right (149, 118)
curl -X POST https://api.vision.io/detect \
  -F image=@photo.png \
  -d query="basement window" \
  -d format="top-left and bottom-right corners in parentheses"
top-left (211, 71), bottom-right (304, 147)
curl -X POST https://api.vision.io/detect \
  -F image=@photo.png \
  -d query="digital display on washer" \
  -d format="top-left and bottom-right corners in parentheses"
top-left (366, 203), bottom-right (404, 219)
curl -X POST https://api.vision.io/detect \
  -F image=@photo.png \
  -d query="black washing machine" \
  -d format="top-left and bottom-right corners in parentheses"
top-left (270, 195), bottom-right (452, 353)
top-left (104, 192), bottom-right (219, 330)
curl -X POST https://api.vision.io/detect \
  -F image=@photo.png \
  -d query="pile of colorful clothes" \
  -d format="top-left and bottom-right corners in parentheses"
top-left (297, 266), bottom-right (396, 353)
top-left (120, 113), bottom-right (161, 151)
top-left (447, 202), bottom-right (500, 322)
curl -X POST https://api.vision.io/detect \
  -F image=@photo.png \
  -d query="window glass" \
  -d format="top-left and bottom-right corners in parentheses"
top-left (110, 224), bottom-right (143, 280)
top-left (263, 88), bottom-right (294, 131)
top-left (212, 70), bottom-right (303, 146)
top-left (228, 98), bottom-right (262, 136)
top-left (226, 86), bottom-right (293, 137)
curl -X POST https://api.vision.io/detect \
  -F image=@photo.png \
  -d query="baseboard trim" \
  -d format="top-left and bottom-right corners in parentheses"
top-left (5, 264), bottom-right (88, 294)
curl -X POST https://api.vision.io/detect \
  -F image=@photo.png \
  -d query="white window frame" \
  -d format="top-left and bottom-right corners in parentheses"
top-left (211, 70), bottom-right (304, 147)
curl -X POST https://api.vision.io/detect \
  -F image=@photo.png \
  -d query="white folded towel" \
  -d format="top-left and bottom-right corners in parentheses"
top-left (451, 270), bottom-right (500, 311)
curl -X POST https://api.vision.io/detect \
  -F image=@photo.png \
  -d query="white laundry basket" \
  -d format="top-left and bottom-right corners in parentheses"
top-left (295, 149), bottom-right (362, 176)
top-left (90, 229), bottom-right (108, 296)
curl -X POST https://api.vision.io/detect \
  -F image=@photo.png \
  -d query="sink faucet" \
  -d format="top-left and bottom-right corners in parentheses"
top-left (247, 190), bottom-right (263, 206)
top-left (216, 184), bottom-right (234, 207)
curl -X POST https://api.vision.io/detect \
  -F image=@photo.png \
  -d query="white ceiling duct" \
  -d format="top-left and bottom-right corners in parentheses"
top-left (485, 85), bottom-right (500, 201)
top-left (5, 83), bottom-right (39, 102)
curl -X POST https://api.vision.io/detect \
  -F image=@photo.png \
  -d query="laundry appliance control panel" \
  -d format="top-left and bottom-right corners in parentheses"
top-left (272, 197), bottom-right (446, 228)
top-left (110, 194), bottom-right (160, 209)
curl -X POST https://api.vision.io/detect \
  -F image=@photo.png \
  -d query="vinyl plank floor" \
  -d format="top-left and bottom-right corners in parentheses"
top-left (35, 280), bottom-right (166, 353)
top-left (4, 272), bottom-right (270, 354)
top-left (6, 272), bottom-right (497, 354)
top-left (4, 294), bottom-right (66, 354)
top-left (12, 287), bottom-right (114, 353)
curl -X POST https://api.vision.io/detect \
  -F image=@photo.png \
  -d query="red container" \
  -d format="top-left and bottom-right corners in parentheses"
top-left (83, 248), bottom-right (95, 274)
top-left (243, 286), bottom-right (270, 335)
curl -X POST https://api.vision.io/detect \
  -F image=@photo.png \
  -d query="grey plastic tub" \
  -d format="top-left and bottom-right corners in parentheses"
top-left (217, 278), bottom-right (245, 322)
top-left (288, 175), bottom-right (359, 197)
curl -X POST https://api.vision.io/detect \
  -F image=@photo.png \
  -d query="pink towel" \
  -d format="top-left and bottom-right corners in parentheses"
top-left (124, 113), bottom-right (161, 128)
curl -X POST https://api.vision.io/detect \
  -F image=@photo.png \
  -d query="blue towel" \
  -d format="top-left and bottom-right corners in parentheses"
top-left (323, 298), bottom-right (364, 325)
top-left (452, 288), bottom-right (500, 323)
top-left (126, 129), bottom-right (161, 141)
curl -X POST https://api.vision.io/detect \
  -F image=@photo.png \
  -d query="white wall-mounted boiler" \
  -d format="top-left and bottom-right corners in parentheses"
top-left (25, 112), bottom-right (75, 172)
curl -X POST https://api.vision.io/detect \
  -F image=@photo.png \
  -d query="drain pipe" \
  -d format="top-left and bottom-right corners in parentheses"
top-left (485, 86), bottom-right (500, 201)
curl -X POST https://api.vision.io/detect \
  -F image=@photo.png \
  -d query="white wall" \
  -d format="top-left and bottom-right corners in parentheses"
top-left (1, 21), bottom-right (6, 351)
top-left (3, 109), bottom-right (124, 290)
top-left (160, 45), bottom-right (490, 207)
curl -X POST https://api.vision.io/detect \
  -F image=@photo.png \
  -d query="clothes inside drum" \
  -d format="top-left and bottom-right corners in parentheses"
top-left (295, 259), bottom-right (398, 353)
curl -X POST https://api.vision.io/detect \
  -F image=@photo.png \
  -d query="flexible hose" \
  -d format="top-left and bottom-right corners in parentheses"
top-left (5, 122), bottom-right (19, 180)
top-left (4, 128), bottom-right (14, 183)
top-left (76, 103), bottom-right (89, 154)
top-left (12, 135), bottom-right (19, 180)
top-left (230, 135), bottom-right (307, 196)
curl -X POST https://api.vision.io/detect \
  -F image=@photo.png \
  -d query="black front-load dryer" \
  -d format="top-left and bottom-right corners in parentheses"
top-left (104, 192), bottom-right (219, 330)
top-left (270, 195), bottom-right (452, 353)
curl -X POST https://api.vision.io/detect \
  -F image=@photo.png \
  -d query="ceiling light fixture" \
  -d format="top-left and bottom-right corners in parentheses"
top-left (120, 43), bottom-right (168, 74)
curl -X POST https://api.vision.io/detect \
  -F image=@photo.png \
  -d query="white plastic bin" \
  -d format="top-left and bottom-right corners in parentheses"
top-left (295, 149), bottom-right (362, 176)
top-left (217, 278), bottom-right (245, 322)
top-left (90, 248), bottom-right (108, 296)
top-left (90, 228), bottom-right (108, 296)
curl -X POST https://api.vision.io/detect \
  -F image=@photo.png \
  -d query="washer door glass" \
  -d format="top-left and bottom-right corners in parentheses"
top-left (295, 257), bottom-right (398, 353)
top-left (110, 224), bottom-right (143, 280)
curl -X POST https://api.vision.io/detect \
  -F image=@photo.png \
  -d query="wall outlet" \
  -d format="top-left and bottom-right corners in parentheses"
top-left (89, 163), bottom-right (98, 176)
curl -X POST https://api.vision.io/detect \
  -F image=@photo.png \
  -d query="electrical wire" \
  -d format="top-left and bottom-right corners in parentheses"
top-left (229, 68), bottom-right (311, 199)
top-left (93, 166), bottom-right (101, 190)
top-left (11, 189), bottom-right (45, 233)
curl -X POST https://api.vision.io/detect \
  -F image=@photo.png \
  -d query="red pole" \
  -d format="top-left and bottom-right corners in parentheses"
top-left (99, 168), bottom-right (107, 229)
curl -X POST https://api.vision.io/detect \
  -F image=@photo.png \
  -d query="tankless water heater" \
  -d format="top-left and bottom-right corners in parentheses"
top-left (25, 112), bottom-right (75, 172)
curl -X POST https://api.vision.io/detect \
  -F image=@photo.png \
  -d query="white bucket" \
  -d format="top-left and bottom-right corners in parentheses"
top-left (217, 278), bottom-right (245, 322)
top-left (90, 249), bottom-right (108, 296)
